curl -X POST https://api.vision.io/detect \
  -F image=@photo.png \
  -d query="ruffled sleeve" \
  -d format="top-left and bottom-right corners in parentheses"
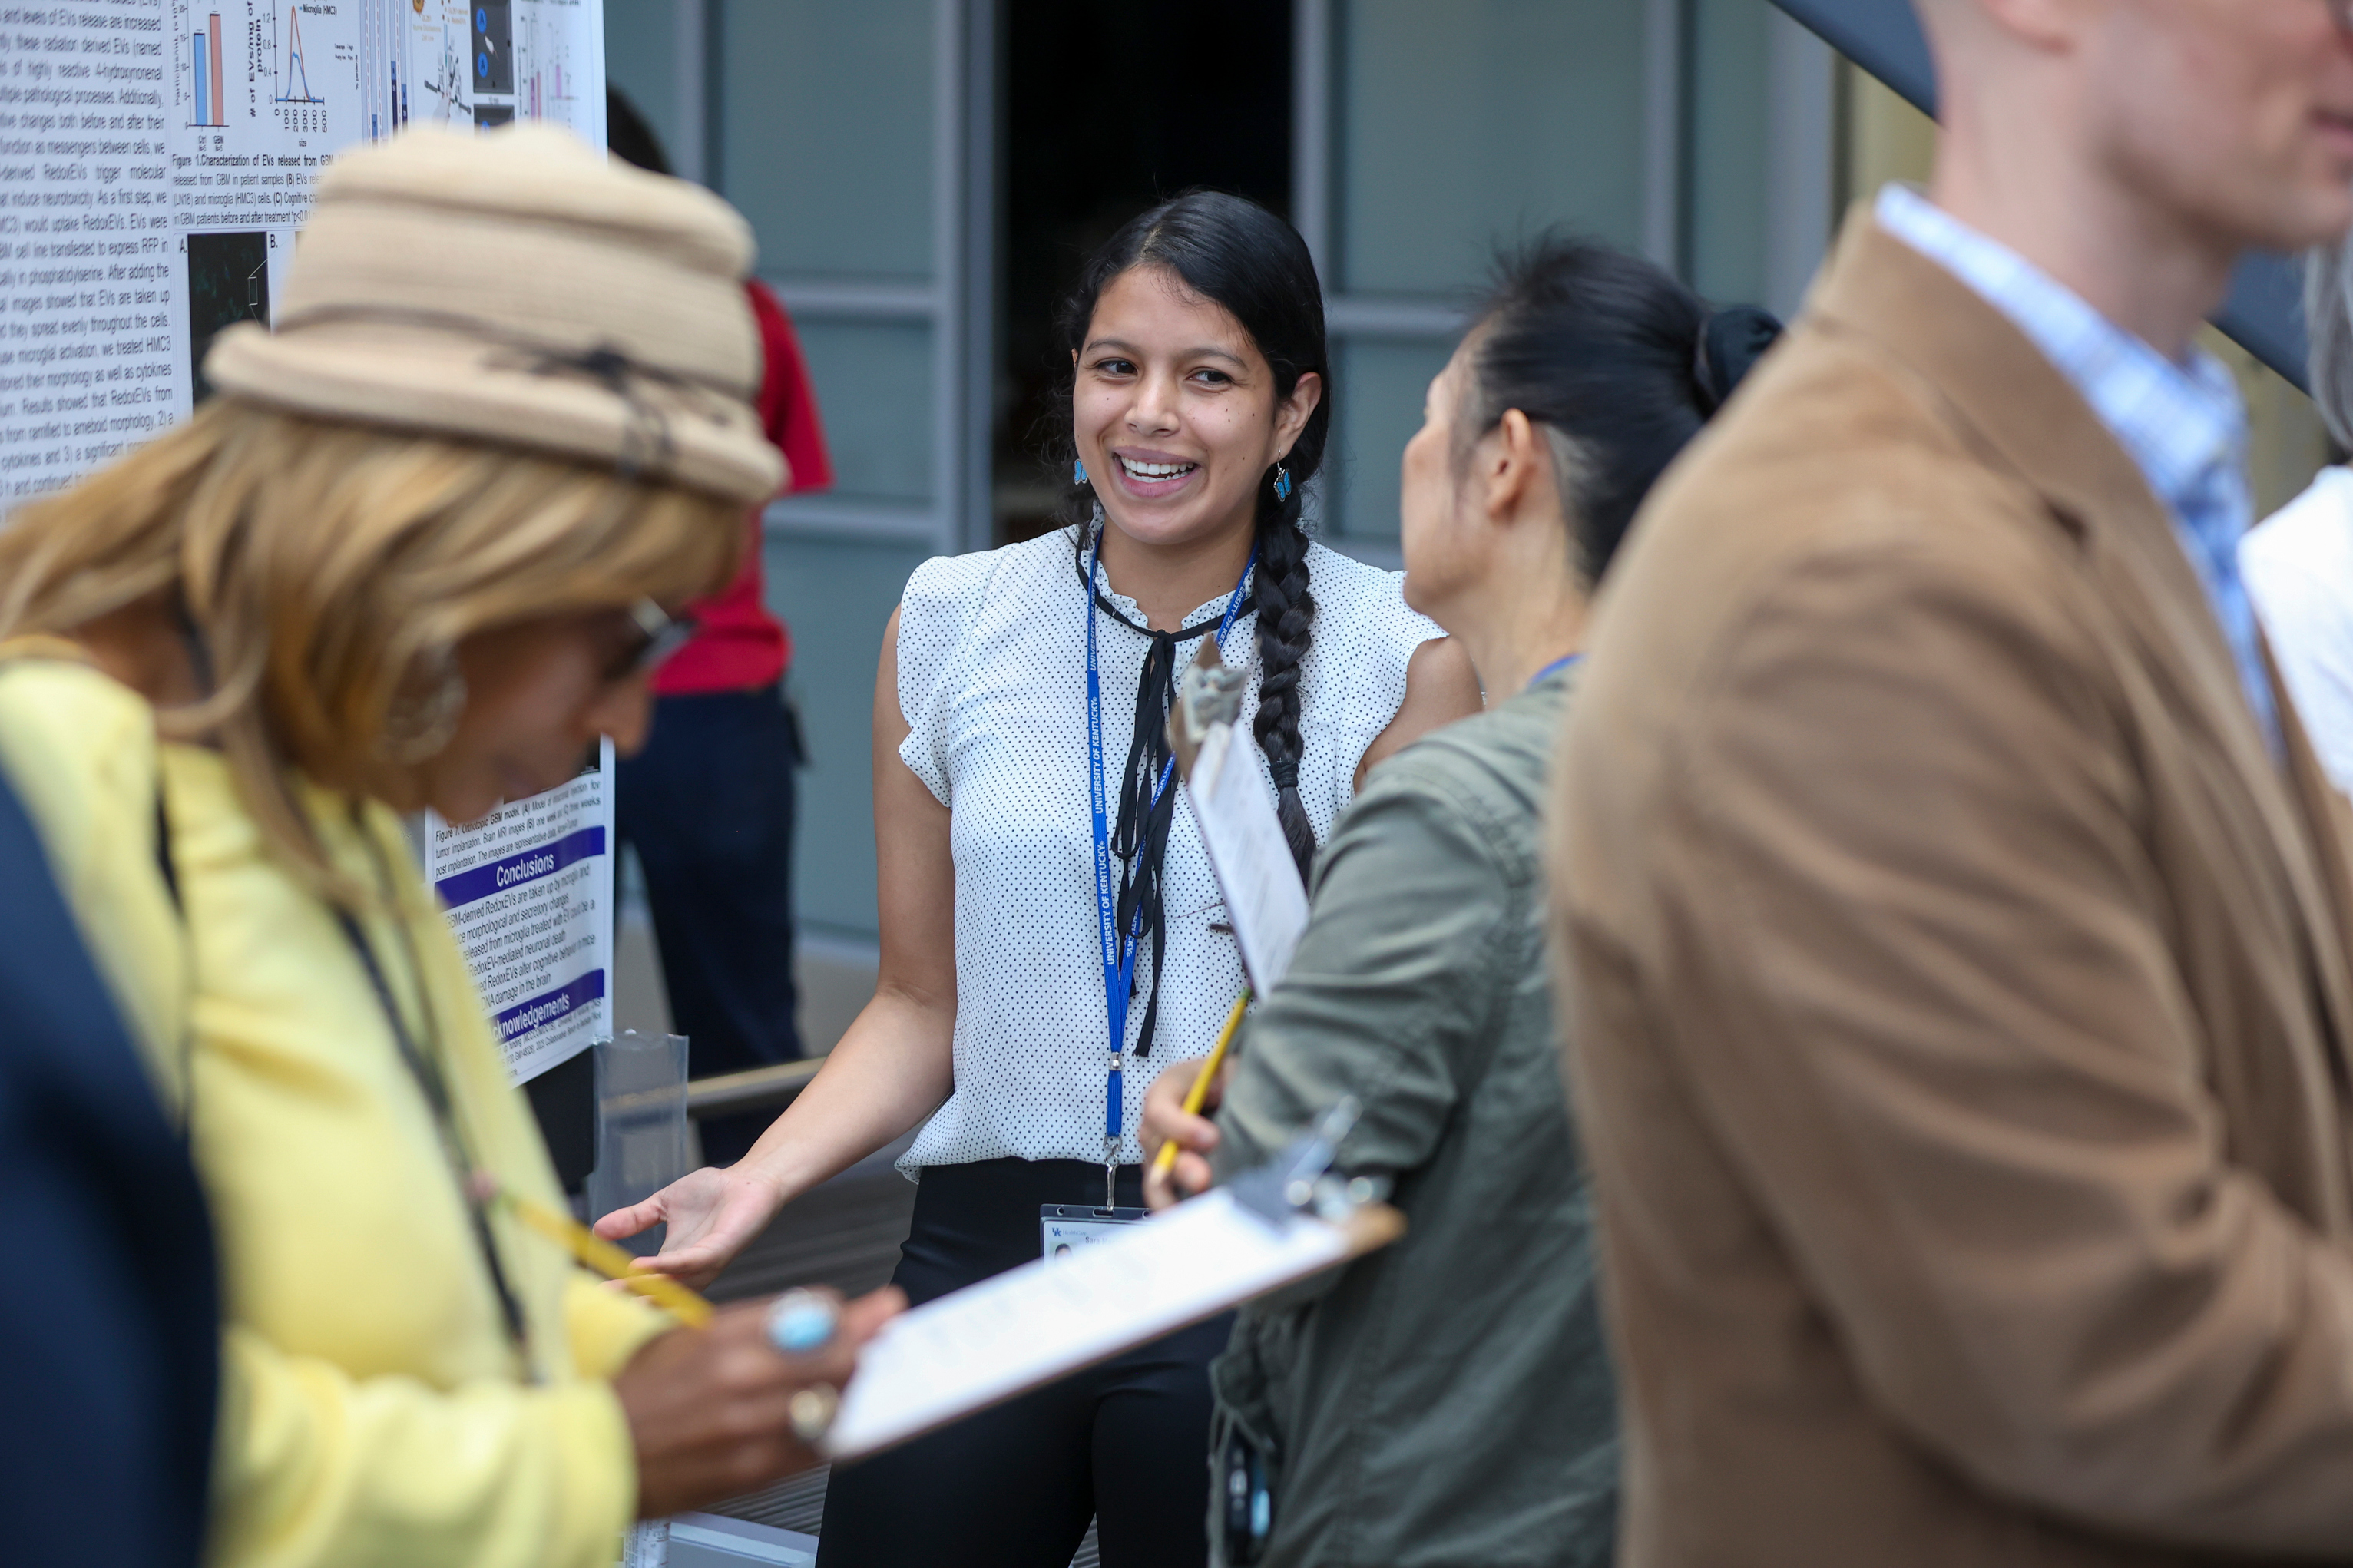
top-left (895, 551), bottom-right (994, 807)
top-left (2243, 470), bottom-right (2353, 792)
top-left (1302, 547), bottom-right (1445, 825)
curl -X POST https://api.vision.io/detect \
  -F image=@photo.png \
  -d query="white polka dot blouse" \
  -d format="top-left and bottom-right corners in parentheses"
top-left (893, 524), bottom-right (1442, 1173)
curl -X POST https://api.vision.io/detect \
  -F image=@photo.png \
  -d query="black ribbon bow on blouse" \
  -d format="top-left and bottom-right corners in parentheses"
top-left (1081, 554), bottom-right (1256, 1061)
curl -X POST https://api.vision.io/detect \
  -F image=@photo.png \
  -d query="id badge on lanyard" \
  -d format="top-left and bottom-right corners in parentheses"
top-left (1041, 1202), bottom-right (1147, 1261)
top-left (1083, 525), bottom-right (1256, 1208)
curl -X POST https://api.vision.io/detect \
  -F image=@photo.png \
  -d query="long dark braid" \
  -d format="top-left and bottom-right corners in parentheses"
top-left (1249, 470), bottom-right (1317, 880)
top-left (1050, 190), bottom-right (1333, 890)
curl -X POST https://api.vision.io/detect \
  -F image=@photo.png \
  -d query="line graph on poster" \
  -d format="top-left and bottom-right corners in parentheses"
top-left (276, 5), bottom-right (326, 108)
top-left (266, 3), bottom-right (361, 137)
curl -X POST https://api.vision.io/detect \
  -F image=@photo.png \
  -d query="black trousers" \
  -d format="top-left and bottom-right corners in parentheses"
top-left (615, 683), bottom-right (803, 1166)
top-left (818, 1159), bottom-right (1231, 1568)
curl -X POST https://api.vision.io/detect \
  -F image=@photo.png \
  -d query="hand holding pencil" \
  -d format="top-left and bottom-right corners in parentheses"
top-left (499, 1186), bottom-right (719, 1326)
top-left (475, 1174), bottom-right (908, 1517)
top-left (1142, 992), bottom-right (1249, 1210)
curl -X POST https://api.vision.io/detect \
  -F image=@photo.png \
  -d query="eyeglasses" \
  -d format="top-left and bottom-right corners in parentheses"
top-left (604, 598), bottom-right (698, 684)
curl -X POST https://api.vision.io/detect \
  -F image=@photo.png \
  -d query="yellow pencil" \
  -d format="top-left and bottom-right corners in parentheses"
top-left (1150, 991), bottom-right (1251, 1183)
top-left (501, 1189), bottom-right (716, 1328)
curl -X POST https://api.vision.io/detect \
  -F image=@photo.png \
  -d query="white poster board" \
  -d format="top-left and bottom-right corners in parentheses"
top-left (0, 0), bottom-right (603, 505)
top-left (388, 0), bottom-right (603, 137)
top-left (425, 739), bottom-right (615, 1085)
top-left (0, 0), bottom-right (612, 1079)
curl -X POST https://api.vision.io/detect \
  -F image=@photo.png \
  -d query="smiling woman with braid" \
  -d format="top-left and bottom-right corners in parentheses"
top-left (599, 190), bottom-right (1479, 1568)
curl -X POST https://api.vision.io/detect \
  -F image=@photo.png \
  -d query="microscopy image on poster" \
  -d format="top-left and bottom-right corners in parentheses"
top-left (471, 0), bottom-right (511, 95)
top-left (456, 0), bottom-right (598, 144)
top-left (186, 226), bottom-right (267, 399)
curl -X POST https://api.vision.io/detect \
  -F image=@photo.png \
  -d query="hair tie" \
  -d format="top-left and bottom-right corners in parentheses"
top-left (1269, 756), bottom-right (1299, 791)
top-left (1690, 319), bottom-right (1723, 417)
top-left (1690, 305), bottom-right (1786, 417)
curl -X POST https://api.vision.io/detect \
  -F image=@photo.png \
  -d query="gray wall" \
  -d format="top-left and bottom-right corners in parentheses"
top-left (1309, 0), bottom-right (1832, 555)
top-left (607, 0), bottom-right (968, 948)
top-left (768, 536), bottom-right (932, 943)
top-left (604, 1), bottom-right (681, 162)
top-left (609, 0), bottom-right (1838, 947)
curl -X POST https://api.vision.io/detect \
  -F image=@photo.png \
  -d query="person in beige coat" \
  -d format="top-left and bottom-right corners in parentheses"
top-left (1551, 2), bottom-right (2353, 1564)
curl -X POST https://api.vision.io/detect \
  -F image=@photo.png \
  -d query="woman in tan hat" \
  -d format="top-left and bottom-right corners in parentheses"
top-left (0, 124), bottom-right (895, 1565)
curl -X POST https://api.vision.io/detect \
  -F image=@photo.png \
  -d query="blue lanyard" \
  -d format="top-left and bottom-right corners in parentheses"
top-left (1084, 525), bottom-right (1255, 1168)
top-left (1527, 653), bottom-right (1582, 690)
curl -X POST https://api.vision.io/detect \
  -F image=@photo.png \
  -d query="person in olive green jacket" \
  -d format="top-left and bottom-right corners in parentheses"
top-left (1142, 238), bottom-right (1782, 1568)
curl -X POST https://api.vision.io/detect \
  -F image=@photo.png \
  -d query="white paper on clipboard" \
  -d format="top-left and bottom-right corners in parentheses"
top-left (823, 1190), bottom-right (1402, 1462)
top-left (1184, 716), bottom-right (1312, 994)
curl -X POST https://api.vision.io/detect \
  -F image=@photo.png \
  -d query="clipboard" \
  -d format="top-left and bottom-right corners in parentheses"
top-left (826, 1103), bottom-right (1399, 1462)
top-left (1167, 637), bottom-right (1310, 994)
top-left (825, 1186), bottom-right (1402, 1461)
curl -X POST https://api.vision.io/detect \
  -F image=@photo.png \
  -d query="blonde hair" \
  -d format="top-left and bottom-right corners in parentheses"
top-left (0, 398), bottom-right (741, 892)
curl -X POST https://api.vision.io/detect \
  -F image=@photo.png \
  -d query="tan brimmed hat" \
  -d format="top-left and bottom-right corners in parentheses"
top-left (205, 123), bottom-right (785, 505)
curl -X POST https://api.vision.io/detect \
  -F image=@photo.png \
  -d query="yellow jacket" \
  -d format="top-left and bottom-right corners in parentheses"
top-left (0, 656), bottom-right (667, 1568)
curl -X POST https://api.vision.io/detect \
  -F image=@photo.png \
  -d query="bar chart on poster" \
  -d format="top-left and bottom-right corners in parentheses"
top-left (174, 0), bottom-right (352, 142)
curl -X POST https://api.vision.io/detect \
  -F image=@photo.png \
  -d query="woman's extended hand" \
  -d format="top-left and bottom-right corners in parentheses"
top-left (591, 605), bottom-right (965, 1292)
top-left (1140, 1057), bottom-right (1228, 1211)
top-left (616, 1285), bottom-right (905, 1519)
top-left (594, 1164), bottom-right (786, 1291)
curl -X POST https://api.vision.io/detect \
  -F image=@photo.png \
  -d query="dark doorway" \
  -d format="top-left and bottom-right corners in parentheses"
top-left (995, 1), bottom-right (1294, 545)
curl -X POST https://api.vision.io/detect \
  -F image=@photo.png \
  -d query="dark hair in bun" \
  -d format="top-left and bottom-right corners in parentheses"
top-left (1693, 305), bottom-right (1783, 415)
top-left (1458, 233), bottom-right (1781, 583)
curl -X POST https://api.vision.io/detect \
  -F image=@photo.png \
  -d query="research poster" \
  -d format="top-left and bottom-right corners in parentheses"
top-left (0, 0), bottom-right (611, 1081)
top-left (425, 740), bottom-right (616, 1084)
top-left (0, 0), bottom-right (604, 504)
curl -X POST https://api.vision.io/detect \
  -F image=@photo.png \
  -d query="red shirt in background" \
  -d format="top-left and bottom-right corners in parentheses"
top-left (654, 279), bottom-right (835, 695)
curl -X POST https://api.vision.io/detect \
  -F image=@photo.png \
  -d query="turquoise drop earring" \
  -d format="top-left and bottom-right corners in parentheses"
top-left (1074, 458), bottom-right (1088, 485)
top-left (1272, 462), bottom-right (1292, 503)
